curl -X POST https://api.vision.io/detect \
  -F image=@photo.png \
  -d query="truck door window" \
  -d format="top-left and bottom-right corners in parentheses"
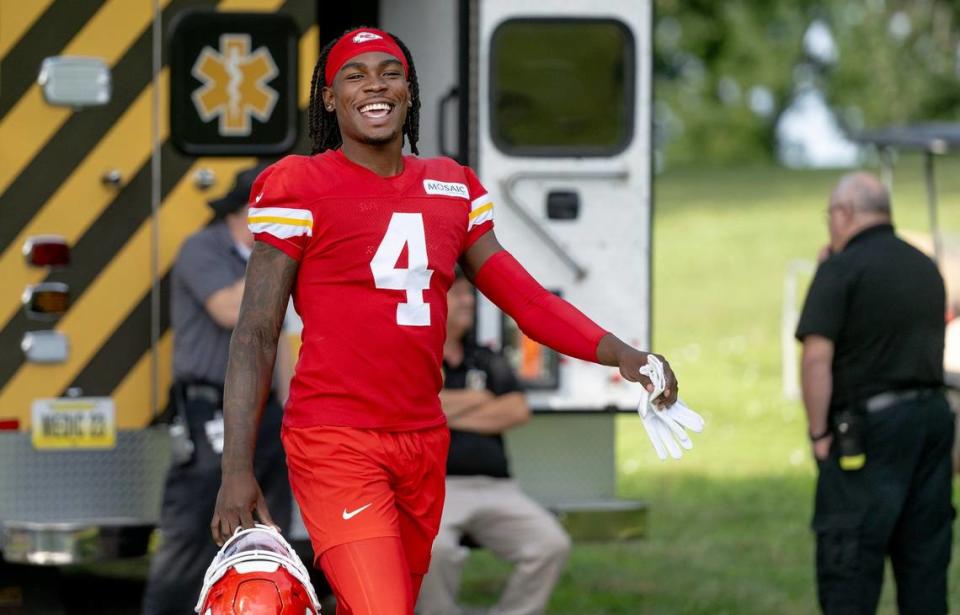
top-left (490, 19), bottom-right (634, 156)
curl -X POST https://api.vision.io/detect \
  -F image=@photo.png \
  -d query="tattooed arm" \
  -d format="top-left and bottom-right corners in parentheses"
top-left (211, 242), bottom-right (297, 545)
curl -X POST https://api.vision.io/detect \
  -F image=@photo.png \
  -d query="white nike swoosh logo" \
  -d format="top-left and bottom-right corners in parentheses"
top-left (342, 503), bottom-right (373, 520)
top-left (255, 193), bottom-right (263, 203)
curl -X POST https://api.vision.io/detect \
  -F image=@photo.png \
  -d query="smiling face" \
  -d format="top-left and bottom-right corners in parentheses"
top-left (322, 51), bottom-right (410, 149)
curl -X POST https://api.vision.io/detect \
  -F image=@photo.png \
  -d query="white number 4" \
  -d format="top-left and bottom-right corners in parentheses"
top-left (370, 213), bottom-right (433, 326)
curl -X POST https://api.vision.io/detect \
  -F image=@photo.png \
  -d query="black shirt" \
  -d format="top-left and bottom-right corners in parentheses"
top-left (796, 224), bottom-right (945, 411)
top-left (444, 341), bottom-right (522, 478)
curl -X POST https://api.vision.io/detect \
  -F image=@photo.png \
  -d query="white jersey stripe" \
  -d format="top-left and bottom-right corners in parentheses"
top-left (248, 206), bottom-right (313, 222)
top-left (470, 194), bottom-right (490, 211)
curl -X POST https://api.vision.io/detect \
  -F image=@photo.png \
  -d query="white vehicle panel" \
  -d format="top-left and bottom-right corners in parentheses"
top-left (476, 0), bottom-right (652, 410)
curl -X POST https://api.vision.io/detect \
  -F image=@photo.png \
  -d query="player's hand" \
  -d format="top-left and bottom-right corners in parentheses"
top-left (211, 470), bottom-right (276, 546)
top-left (596, 335), bottom-right (678, 407)
top-left (618, 348), bottom-right (678, 408)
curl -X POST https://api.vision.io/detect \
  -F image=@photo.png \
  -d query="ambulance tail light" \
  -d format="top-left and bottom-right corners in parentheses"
top-left (23, 236), bottom-right (70, 267)
top-left (0, 419), bottom-right (19, 431)
top-left (22, 283), bottom-right (70, 320)
top-left (502, 311), bottom-right (560, 390)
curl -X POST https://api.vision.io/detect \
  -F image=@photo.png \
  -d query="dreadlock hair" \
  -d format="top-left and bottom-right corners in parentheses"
top-left (308, 28), bottom-right (421, 155)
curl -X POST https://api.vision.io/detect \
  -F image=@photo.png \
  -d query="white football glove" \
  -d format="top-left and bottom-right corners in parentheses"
top-left (637, 355), bottom-right (705, 460)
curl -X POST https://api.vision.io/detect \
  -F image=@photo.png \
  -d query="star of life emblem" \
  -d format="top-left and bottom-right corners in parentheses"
top-left (191, 33), bottom-right (279, 137)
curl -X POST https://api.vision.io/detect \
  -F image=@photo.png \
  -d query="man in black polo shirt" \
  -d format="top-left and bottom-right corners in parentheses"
top-left (416, 273), bottom-right (571, 615)
top-left (796, 172), bottom-right (954, 614)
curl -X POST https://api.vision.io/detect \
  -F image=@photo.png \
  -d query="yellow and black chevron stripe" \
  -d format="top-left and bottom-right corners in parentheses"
top-left (0, 0), bottom-right (318, 429)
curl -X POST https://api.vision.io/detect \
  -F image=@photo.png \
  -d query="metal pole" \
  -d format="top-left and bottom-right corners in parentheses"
top-left (879, 146), bottom-right (894, 194)
top-left (925, 150), bottom-right (943, 265)
top-left (150, 0), bottom-right (162, 420)
top-left (783, 259), bottom-right (815, 400)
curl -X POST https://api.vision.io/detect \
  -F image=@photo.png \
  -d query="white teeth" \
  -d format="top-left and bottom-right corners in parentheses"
top-left (360, 103), bottom-right (391, 113)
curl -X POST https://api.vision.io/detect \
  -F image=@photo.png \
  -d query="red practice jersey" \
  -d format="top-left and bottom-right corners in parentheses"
top-left (248, 150), bottom-right (494, 430)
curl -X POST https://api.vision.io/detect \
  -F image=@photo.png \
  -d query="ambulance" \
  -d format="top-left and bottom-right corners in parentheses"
top-left (0, 0), bottom-right (652, 580)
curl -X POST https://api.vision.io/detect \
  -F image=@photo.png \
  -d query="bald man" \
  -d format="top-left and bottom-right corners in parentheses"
top-left (796, 172), bottom-right (954, 614)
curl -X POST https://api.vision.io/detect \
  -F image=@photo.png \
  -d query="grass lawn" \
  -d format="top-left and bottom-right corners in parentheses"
top-left (56, 159), bottom-right (960, 614)
top-left (459, 157), bottom-right (960, 613)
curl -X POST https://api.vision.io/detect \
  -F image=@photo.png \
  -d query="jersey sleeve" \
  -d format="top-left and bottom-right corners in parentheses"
top-left (247, 162), bottom-right (314, 262)
top-left (463, 166), bottom-right (494, 250)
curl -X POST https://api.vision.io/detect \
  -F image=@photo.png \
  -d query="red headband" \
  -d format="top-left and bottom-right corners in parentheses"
top-left (325, 28), bottom-right (408, 86)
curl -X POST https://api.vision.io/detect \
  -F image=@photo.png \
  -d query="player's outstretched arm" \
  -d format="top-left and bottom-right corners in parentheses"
top-left (212, 242), bottom-right (297, 545)
top-left (461, 232), bottom-right (677, 405)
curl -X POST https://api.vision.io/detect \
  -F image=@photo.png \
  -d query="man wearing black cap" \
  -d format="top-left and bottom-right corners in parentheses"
top-left (143, 164), bottom-right (293, 615)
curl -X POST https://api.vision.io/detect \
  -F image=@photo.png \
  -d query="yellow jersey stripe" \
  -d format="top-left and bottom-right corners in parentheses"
top-left (469, 203), bottom-right (493, 220)
top-left (471, 193), bottom-right (490, 210)
top-left (248, 216), bottom-right (313, 228)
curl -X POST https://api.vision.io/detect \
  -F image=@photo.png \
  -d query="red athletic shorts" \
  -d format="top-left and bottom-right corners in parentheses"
top-left (281, 424), bottom-right (449, 574)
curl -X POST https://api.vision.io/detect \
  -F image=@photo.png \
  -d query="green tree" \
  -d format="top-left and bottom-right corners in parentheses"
top-left (655, 0), bottom-right (816, 164)
top-left (655, 1), bottom-right (960, 165)
top-left (824, 1), bottom-right (960, 132)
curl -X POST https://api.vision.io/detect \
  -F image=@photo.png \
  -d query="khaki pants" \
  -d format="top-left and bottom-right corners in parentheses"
top-left (416, 477), bottom-right (571, 615)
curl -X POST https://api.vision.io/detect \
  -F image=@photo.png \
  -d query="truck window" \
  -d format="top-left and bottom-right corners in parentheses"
top-left (490, 18), bottom-right (634, 157)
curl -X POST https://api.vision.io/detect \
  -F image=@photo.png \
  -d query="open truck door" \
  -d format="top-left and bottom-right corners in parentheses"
top-left (473, 0), bottom-right (653, 530)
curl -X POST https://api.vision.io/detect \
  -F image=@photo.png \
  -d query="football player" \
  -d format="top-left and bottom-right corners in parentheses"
top-left (211, 27), bottom-right (677, 615)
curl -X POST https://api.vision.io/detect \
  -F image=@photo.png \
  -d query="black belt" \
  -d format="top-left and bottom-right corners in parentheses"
top-left (863, 388), bottom-right (939, 413)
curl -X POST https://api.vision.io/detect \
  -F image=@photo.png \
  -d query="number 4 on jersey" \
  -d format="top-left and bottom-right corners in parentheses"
top-left (370, 213), bottom-right (433, 326)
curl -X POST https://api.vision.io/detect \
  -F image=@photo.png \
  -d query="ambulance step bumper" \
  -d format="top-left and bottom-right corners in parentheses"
top-left (1, 520), bottom-right (154, 565)
top-left (551, 498), bottom-right (647, 541)
top-left (0, 427), bottom-right (170, 565)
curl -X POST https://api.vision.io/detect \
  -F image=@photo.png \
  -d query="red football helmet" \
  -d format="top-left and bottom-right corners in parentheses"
top-left (196, 524), bottom-right (321, 614)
